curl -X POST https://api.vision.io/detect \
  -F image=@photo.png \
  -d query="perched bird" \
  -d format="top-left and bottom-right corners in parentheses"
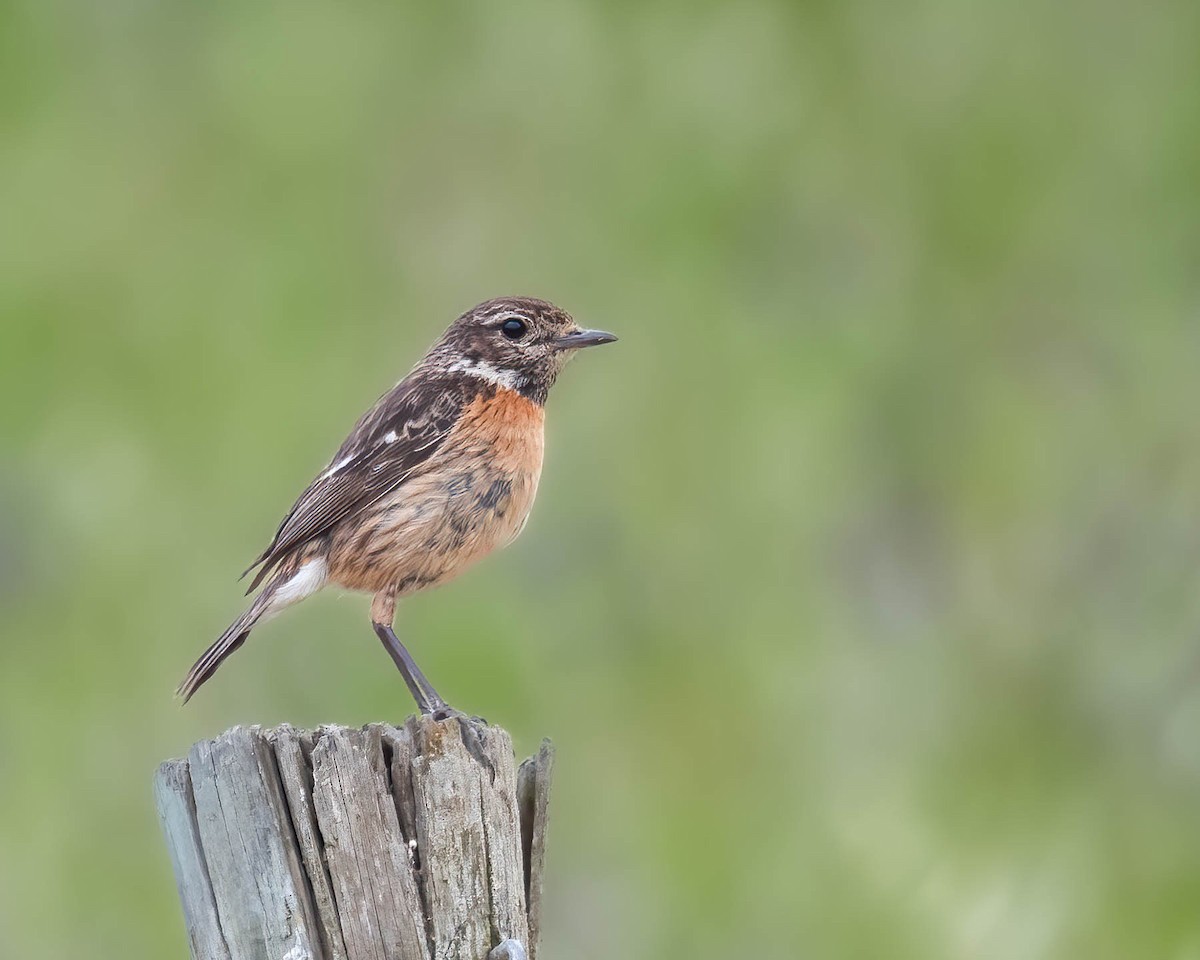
top-left (177, 297), bottom-right (616, 716)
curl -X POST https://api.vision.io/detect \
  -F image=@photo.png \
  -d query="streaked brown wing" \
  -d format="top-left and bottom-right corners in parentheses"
top-left (243, 370), bottom-right (478, 591)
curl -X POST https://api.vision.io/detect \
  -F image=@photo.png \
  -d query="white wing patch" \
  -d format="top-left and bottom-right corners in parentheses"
top-left (321, 455), bottom-right (354, 481)
top-left (321, 429), bottom-right (401, 481)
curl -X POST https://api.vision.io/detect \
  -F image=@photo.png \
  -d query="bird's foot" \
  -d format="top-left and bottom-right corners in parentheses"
top-left (426, 705), bottom-right (495, 781)
top-left (430, 704), bottom-right (488, 726)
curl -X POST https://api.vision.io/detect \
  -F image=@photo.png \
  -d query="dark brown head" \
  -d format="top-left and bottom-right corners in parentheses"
top-left (422, 297), bottom-right (617, 403)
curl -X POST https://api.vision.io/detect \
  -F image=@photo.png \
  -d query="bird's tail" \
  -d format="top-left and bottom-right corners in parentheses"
top-left (176, 587), bottom-right (276, 704)
top-left (177, 554), bottom-right (328, 704)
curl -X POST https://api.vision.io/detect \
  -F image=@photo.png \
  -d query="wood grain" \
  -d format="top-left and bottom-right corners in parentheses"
top-left (156, 718), bottom-right (551, 960)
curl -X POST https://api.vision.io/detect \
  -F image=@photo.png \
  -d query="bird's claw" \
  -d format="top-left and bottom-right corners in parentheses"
top-left (427, 706), bottom-right (496, 781)
top-left (431, 705), bottom-right (487, 726)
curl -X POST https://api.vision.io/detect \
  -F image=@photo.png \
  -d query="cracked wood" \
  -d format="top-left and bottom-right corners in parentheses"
top-left (156, 717), bottom-right (553, 960)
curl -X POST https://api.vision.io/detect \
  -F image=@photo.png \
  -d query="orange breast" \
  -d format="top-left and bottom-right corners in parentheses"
top-left (454, 388), bottom-right (546, 471)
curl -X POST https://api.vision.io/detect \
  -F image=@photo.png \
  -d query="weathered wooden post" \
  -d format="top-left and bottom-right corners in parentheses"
top-left (155, 716), bottom-right (554, 960)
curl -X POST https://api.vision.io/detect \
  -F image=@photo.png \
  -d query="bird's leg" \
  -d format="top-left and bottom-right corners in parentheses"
top-left (371, 620), bottom-right (448, 714)
top-left (371, 589), bottom-right (493, 777)
top-left (372, 620), bottom-right (494, 778)
top-left (371, 588), bottom-right (449, 713)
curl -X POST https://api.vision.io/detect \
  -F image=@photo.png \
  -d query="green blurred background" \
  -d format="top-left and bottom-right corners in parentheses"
top-left (4, 1), bottom-right (1200, 957)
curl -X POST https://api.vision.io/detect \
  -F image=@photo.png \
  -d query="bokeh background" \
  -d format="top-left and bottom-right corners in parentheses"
top-left (4, 2), bottom-right (1200, 958)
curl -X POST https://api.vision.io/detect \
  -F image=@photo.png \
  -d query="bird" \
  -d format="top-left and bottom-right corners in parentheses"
top-left (177, 296), bottom-right (616, 717)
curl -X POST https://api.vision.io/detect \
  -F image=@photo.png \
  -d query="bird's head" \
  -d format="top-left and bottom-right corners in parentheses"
top-left (426, 297), bottom-right (617, 402)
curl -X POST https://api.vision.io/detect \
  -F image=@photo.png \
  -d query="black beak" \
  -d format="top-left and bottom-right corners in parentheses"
top-left (554, 328), bottom-right (619, 351)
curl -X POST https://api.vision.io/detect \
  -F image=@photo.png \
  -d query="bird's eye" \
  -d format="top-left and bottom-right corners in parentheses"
top-left (501, 318), bottom-right (527, 340)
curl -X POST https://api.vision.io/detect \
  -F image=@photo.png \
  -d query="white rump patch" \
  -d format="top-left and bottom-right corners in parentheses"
top-left (270, 557), bottom-right (328, 610)
top-left (447, 357), bottom-right (528, 391)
